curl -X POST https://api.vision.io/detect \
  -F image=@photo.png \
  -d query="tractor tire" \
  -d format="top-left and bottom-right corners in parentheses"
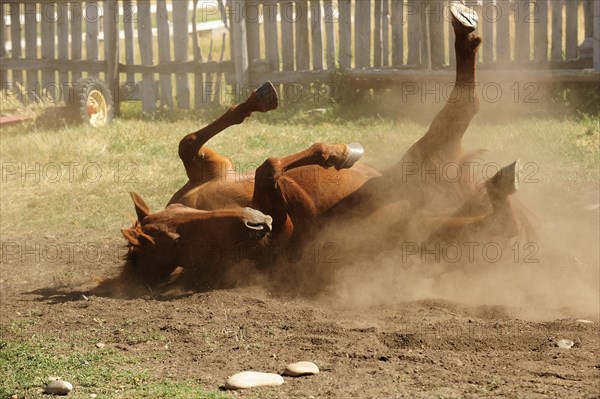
top-left (71, 77), bottom-right (114, 127)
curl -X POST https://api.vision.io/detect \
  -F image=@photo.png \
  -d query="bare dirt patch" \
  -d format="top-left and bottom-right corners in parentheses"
top-left (2, 191), bottom-right (599, 399)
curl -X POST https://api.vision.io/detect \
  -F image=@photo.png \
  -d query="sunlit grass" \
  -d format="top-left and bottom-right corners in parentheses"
top-left (1, 110), bottom-right (597, 239)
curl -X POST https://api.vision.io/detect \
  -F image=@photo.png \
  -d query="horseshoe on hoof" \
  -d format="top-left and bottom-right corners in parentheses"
top-left (450, 1), bottom-right (479, 33)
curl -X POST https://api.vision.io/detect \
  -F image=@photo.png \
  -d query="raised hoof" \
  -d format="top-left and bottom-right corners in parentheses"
top-left (486, 160), bottom-right (520, 198)
top-left (255, 81), bottom-right (279, 112)
top-left (338, 142), bottom-right (364, 169)
top-left (450, 2), bottom-right (478, 33)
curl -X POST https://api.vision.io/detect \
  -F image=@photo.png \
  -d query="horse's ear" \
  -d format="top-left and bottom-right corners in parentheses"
top-left (130, 192), bottom-right (151, 221)
top-left (121, 228), bottom-right (141, 246)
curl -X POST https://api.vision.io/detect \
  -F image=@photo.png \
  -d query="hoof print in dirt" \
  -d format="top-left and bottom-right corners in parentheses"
top-left (224, 371), bottom-right (284, 390)
top-left (284, 361), bottom-right (320, 377)
top-left (44, 379), bottom-right (73, 395)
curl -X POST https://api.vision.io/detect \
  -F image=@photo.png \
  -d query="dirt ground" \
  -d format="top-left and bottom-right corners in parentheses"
top-left (2, 186), bottom-right (599, 399)
top-left (2, 250), bottom-right (599, 398)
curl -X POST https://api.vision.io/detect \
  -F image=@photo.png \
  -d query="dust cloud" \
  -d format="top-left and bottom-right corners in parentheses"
top-left (312, 83), bottom-right (600, 322)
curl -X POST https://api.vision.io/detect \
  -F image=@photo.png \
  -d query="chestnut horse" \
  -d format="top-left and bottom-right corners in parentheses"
top-left (120, 3), bottom-right (526, 286)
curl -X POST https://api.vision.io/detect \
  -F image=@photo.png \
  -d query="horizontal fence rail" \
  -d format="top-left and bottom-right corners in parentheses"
top-left (1, 0), bottom-right (599, 113)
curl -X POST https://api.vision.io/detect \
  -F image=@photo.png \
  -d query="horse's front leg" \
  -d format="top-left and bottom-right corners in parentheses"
top-left (178, 82), bottom-right (279, 183)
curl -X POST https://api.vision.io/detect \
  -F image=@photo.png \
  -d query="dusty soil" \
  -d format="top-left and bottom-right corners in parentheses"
top-left (1, 229), bottom-right (599, 399)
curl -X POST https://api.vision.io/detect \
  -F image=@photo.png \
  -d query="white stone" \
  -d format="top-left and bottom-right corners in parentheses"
top-left (557, 339), bottom-right (575, 349)
top-left (284, 361), bottom-right (320, 377)
top-left (224, 371), bottom-right (284, 389)
top-left (44, 380), bottom-right (73, 395)
top-left (95, 343), bottom-right (106, 349)
top-left (576, 319), bottom-right (593, 324)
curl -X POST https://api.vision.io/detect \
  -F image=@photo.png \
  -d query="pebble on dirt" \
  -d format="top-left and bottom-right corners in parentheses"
top-left (95, 342), bottom-right (106, 349)
top-left (224, 371), bottom-right (284, 389)
top-left (44, 379), bottom-right (73, 395)
top-left (284, 361), bottom-right (320, 377)
top-left (556, 339), bottom-right (575, 349)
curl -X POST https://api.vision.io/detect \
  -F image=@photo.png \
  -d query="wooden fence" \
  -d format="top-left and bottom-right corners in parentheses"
top-left (1, 0), bottom-right (599, 114)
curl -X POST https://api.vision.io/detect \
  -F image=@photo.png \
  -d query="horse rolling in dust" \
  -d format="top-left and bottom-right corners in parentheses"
top-left (116, 2), bottom-right (528, 290)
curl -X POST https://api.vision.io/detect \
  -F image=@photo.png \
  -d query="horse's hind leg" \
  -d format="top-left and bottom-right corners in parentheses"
top-left (178, 82), bottom-right (279, 182)
top-left (418, 2), bottom-right (481, 152)
top-left (252, 143), bottom-right (364, 241)
top-left (426, 160), bottom-right (521, 244)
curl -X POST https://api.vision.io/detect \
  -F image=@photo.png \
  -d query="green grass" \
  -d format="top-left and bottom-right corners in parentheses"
top-left (0, 331), bottom-right (231, 399)
top-left (1, 110), bottom-right (598, 238)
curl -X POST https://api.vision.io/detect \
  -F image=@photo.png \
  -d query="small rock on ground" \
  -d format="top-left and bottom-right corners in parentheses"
top-left (557, 339), bottom-right (575, 349)
top-left (225, 371), bottom-right (284, 389)
top-left (284, 361), bottom-right (320, 377)
top-left (44, 380), bottom-right (73, 395)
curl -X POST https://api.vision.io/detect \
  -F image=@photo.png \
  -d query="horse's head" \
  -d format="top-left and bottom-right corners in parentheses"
top-left (121, 192), bottom-right (272, 283)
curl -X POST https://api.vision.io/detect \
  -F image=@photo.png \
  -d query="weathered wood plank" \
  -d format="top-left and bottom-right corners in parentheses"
top-left (323, 0), bottom-right (335, 69)
top-left (310, 0), bottom-right (323, 70)
top-left (57, 2), bottom-right (69, 87)
top-left (71, 2), bottom-right (83, 82)
top-left (121, 61), bottom-right (235, 75)
top-left (137, 1), bottom-right (156, 113)
top-left (407, 0), bottom-right (420, 66)
top-left (420, 1), bottom-right (430, 69)
top-left (355, 0), bottom-right (371, 68)
top-left (594, 0), bottom-right (600, 70)
top-left (345, 68), bottom-right (600, 83)
top-left (9, 3), bottom-right (23, 84)
top-left (156, 0), bottom-right (173, 110)
top-left (246, 1), bottom-right (261, 65)
top-left (0, 3), bottom-right (6, 87)
top-left (482, 0), bottom-right (495, 62)
top-left (583, 0), bottom-right (593, 39)
top-left (496, 0), bottom-right (510, 62)
top-left (374, 0), bottom-right (382, 67)
top-left (24, 2), bottom-right (39, 99)
top-left (565, 0), bottom-right (578, 60)
top-left (41, 2), bottom-right (56, 98)
top-left (192, 0), bottom-right (205, 108)
top-left (429, 0), bottom-right (444, 68)
top-left (0, 58), bottom-right (233, 75)
top-left (514, 0), bottom-right (530, 62)
top-left (551, 0), bottom-right (563, 61)
top-left (254, 68), bottom-right (600, 86)
top-left (122, 0), bottom-right (135, 84)
top-left (231, 0), bottom-right (249, 85)
top-left (382, 0), bottom-right (389, 67)
top-left (391, 0), bottom-right (403, 66)
top-left (338, 0), bottom-right (352, 68)
top-left (0, 4), bottom-right (5, 60)
top-left (296, 0), bottom-right (310, 70)
top-left (172, 0), bottom-right (189, 108)
top-left (86, 0), bottom-right (99, 72)
top-left (534, 0), bottom-right (548, 62)
top-left (281, 1), bottom-right (295, 70)
top-left (105, 0), bottom-right (119, 112)
top-left (263, 0), bottom-right (280, 72)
